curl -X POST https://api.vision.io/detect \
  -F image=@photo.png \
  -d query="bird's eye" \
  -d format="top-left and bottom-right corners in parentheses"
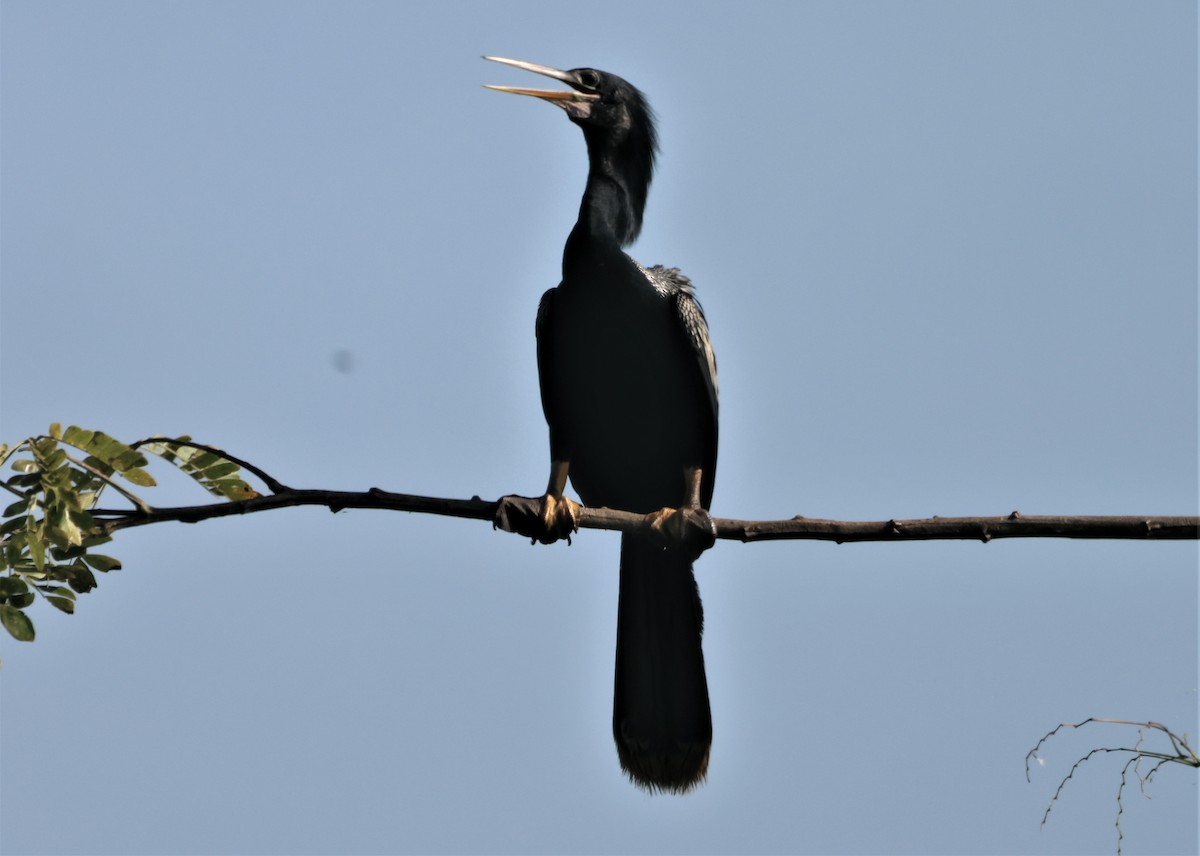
top-left (578, 69), bottom-right (600, 89)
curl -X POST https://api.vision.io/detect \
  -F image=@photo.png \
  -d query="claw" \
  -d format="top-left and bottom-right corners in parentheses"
top-left (540, 493), bottom-right (582, 543)
top-left (494, 493), bottom-right (580, 545)
top-left (646, 505), bottom-right (716, 560)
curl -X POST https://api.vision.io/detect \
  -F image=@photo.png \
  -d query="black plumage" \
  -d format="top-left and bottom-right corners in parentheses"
top-left (486, 57), bottom-right (719, 793)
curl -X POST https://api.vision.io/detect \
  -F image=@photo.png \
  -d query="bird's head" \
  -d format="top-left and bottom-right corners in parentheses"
top-left (485, 57), bottom-right (657, 170)
top-left (484, 57), bottom-right (650, 131)
top-left (484, 56), bottom-right (659, 244)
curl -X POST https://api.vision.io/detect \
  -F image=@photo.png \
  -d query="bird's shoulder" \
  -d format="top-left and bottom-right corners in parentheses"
top-left (634, 262), bottom-right (695, 299)
top-left (635, 262), bottom-right (719, 409)
top-left (636, 263), bottom-right (711, 333)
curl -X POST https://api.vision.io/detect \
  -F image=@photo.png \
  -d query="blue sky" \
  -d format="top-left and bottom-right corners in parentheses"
top-left (1, 2), bottom-right (1196, 853)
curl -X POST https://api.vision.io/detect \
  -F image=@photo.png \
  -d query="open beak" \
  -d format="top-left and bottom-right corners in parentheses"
top-left (483, 56), bottom-right (600, 114)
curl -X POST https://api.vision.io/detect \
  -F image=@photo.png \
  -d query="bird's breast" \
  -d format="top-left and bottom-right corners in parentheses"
top-left (546, 267), bottom-right (713, 512)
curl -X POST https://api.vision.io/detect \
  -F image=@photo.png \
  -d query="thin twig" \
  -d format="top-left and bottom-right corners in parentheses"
top-left (131, 437), bottom-right (291, 493)
top-left (1027, 718), bottom-right (1199, 855)
top-left (57, 450), bottom-right (153, 515)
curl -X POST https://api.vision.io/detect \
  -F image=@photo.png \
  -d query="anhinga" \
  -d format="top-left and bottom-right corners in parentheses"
top-left (485, 56), bottom-right (719, 794)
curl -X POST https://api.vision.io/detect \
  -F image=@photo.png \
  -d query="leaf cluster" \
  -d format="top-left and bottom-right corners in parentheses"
top-left (1, 424), bottom-right (254, 646)
top-left (137, 437), bottom-right (259, 502)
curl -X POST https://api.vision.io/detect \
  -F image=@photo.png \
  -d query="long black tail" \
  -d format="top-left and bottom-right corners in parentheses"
top-left (612, 533), bottom-right (712, 793)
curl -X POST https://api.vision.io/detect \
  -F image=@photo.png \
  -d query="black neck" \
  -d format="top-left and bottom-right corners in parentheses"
top-left (571, 131), bottom-right (652, 250)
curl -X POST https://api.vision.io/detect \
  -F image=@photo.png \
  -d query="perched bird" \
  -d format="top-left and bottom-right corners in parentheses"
top-left (485, 56), bottom-right (720, 793)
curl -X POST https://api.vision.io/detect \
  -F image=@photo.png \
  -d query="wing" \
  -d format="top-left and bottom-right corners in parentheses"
top-left (535, 286), bottom-right (564, 460)
top-left (645, 265), bottom-right (719, 426)
top-left (674, 288), bottom-right (719, 426)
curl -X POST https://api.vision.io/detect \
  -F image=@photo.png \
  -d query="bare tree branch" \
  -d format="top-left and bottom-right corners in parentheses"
top-left (92, 486), bottom-right (1199, 542)
top-left (1026, 719), bottom-right (1199, 855)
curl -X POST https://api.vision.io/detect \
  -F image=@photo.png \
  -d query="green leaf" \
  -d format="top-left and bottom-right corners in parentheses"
top-left (63, 426), bottom-right (94, 448)
top-left (200, 461), bottom-right (240, 480)
top-left (0, 576), bottom-right (30, 597)
top-left (49, 544), bottom-right (83, 562)
top-left (82, 455), bottom-right (115, 477)
top-left (191, 451), bottom-right (219, 470)
top-left (3, 498), bottom-right (31, 517)
top-left (11, 459), bottom-right (38, 473)
top-left (69, 508), bottom-right (96, 532)
top-left (64, 564), bottom-right (98, 593)
top-left (28, 531), bottom-right (46, 572)
top-left (37, 583), bottom-right (75, 599)
top-left (144, 437), bottom-right (197, 466)
top-left (82, 554), bottom-right (121, 573)
top-left (39, 585), bottom-right (76, 614)
top-left (1, 515), bottom-right (29, 537)
top-left (49, 423), bottom-right (62, 440)
top-left (4, 540), bottom-right (25, 568)
top-left (213, 478), bottom-right (259, 501)
top-left (33, 437), bottom-right (59, 458)
top-left (45, 595), bottom-right (75, 615)
top-left (7, 591), bottom-right (35, 608)
top-left (92, 434), bottom-right (147, 473)
top-left (71, 432), bottom-right (148, 476)
top-left (90, 433), bottom-right (122, 458)
top-left (120, 467), bottom-right (156, 487)
top-left (0, 603), bottom-right (35, 641)
top-left (40, 447), bottom-right (67, 471)
top-left (48, 505), bottom-right (83, 548)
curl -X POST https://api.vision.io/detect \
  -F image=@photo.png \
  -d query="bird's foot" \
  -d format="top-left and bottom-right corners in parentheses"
top-left (494, 493), bottom-right (581, 545)
top-left (645, 505), bottom-right (716, 560)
